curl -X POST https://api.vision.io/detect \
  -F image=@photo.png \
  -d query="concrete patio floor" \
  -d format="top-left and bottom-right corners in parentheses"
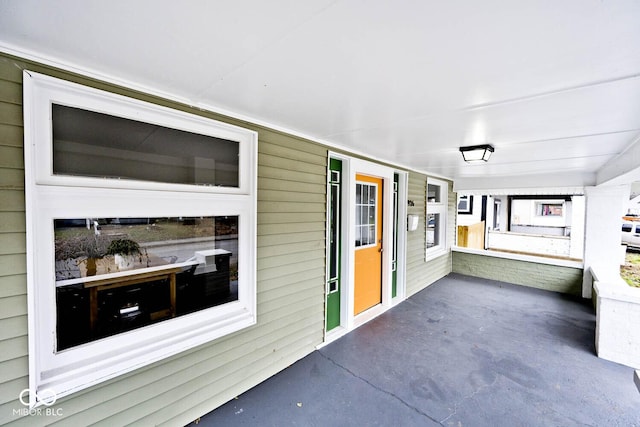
top-left (194, 274), bottom-right (640, 426)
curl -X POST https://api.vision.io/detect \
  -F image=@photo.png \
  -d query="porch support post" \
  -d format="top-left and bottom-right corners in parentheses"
top-left (582, 184), bottom-right (630, 298)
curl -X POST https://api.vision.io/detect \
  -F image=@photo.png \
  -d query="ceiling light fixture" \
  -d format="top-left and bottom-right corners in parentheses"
top-left (459, 144), bottom-right (494, 163)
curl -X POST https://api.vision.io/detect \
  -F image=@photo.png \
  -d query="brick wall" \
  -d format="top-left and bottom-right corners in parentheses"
top-left (452, 251), bottom-right (583, 295)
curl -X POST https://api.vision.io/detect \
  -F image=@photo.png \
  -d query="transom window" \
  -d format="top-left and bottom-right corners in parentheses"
top-left (24, 71), bottom-right (257, 404)
top-left (52, 104), bottom-right (240, 187)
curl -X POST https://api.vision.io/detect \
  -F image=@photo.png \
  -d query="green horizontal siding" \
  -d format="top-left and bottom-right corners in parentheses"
top-left (0, 275), bottom-right (25, 298)
top-left (0, 52), bottom-right (327, 426)
top-left (0, 123), bottom-right (24, 148)
top-left (0, 49), bottom-right (465, 427)
top-left (452, 251), bottom-right (583, 296)
top-left (405, 173), bottom-right (454, 297)
top-left (0, 336), bottom-right (27, 364)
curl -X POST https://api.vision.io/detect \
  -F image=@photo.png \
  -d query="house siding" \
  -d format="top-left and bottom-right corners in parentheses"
top-left (405, 174), bottom-right (454, 297)
top-left (452, 251), bottom-right (583, 296)
top-left (0, 54), bottom-right (30, 425)
top-left (0, 51), bottom-right (453, 425)
top-left (0, 53), bottom-right (328, 426)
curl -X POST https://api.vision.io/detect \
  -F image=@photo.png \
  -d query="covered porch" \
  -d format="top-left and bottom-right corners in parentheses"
top-left (198, 274), bottom-right (639, 426)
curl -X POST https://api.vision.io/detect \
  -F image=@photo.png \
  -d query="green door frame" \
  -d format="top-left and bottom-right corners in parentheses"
top-left (326, 158), bottom-right (342, 331)
top-left (392, 173), bottom-right (399, 298)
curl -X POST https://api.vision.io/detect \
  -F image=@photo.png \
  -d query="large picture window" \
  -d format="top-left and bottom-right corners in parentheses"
top-left (24, 71), bottom-right (257, 404)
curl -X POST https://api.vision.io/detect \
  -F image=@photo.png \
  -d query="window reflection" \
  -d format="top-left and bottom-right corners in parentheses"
top-left (54, 216), bottom-right (238, 350)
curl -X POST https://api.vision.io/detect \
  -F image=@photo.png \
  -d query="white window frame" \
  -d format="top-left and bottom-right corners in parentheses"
top-left (355, 181), bottom-right (379, 248)
top-left (23, 71), bottom-right (257, 404)
top-left (536, 201), bottom-right (564, 217)
top-left (426, 178), bottom-right (448, 259)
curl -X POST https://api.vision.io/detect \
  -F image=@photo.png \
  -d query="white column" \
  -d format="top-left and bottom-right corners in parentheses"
top-left (569, 195), bottom-right (585, 260)
top-left (582, 185), bottom-right (630, 298)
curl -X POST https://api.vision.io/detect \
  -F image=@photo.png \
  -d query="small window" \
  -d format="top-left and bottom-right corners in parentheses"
top-left (355, 182), bottom-right (378, 247)
top-left (24, 71), bottom-right (257, 403)
top-left (623, 224), bottom-right (633, 232)
top-left (537, 203), bottom-right (563, 216)
top-left (457, 195), bottom-right (473, 214)
top-left (426, 178), bottom-right (447, 258)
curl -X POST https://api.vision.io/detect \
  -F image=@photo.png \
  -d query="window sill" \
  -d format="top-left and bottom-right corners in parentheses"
top-left (425, 247), bottom-right (449, 262)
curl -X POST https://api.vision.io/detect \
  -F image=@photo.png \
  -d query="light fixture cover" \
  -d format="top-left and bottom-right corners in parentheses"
top-left (459, 144), bottom-right (494, 162)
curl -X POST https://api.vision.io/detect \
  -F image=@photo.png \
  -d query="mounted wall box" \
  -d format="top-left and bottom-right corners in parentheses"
top-left (408, 214), bottom-right (419, 231)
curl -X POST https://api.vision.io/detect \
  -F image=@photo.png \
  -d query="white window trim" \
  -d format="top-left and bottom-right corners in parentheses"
top-left (426, 178), bottom-right (448, 260)
top-left (23, 71), bottom-right (257, 405)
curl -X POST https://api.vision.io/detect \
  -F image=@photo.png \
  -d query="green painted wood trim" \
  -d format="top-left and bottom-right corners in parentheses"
top-left (392, 173), bottom-right (399, 298)
top-left (326, 158), bottom-right (342, 331)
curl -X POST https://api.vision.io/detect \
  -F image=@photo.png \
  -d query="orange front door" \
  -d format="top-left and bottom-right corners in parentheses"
top-left (354, 174), bottom-right (383, 315)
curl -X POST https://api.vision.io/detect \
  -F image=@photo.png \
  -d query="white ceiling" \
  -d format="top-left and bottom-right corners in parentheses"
top-left (2, 0), bottom-right (640, 190)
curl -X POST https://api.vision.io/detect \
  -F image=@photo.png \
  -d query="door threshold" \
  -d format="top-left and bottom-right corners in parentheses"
top-left (353, 303), bottom-right (387, 328)
top-left (318, 303), bottom-right (390, 349)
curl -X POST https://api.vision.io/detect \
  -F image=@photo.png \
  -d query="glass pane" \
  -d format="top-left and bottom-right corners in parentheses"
top-left (427, 183), bottom-right (441, 203)
top-left (54, 216), bottom-right (238, 350)
top-left (368, 225), bottom-right (376, 245)
top-left (52, 104), bottom-right (240, 187)
top-left (356, 184), bottom-right (362, 204)
top-left (427, 213), bottom-right (439, 248)
top-left (329, 185), bottom-right (339, 280)
top-left (354, 206), bottom-right (361, 227)
top-left (368, 205), bottom-right (376, 225)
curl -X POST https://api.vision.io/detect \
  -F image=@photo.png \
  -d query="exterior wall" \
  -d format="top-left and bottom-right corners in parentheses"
top-left (406, 174), bottom-right (454, 297)
top-left (0, 52), bottom-right (452, 425)
top-left (511, 199), bottom-right (570, 229)
top-left (452, 251), bottom-right (583, 296)
top-left (0, 56), bottom-right (27, 424)
top-left (487, 231), bottom-right (571, 258)
top-left (456, 195), bottom-right (483, 226)
top-left (593, 270), bottom-right (640, 369)
top-left (0, 54), bottom-right (327, 426)
top-left (582, 184), bottom-right (630, 298)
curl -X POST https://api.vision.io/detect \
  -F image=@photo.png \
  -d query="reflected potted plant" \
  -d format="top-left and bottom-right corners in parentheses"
top-left (106, 239), bottom-right (141, 271)
top-left (55, 234), bottom-right (110, 278)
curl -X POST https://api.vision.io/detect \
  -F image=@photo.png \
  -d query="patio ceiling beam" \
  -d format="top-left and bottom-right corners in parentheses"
top-left (597, 133), bottom-right (640, 186)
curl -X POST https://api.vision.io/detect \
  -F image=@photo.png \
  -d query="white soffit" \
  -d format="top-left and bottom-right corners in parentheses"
top-left (0, 0), bottom-right (639, 186)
